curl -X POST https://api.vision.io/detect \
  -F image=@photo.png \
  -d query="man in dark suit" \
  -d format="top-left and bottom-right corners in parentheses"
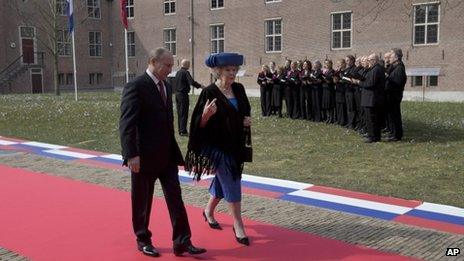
top-left (172, 59), bottom-right (203, 136)
top-left (119, 48), bottom-right (206, 257)
top-left (385, 48), bottom-right (407, 141)
top-left (351, 53), bottom-right (386, 143)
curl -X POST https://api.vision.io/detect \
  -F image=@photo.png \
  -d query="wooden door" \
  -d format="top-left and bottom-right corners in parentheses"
top-left (22, 39), bottom-right (34, 64)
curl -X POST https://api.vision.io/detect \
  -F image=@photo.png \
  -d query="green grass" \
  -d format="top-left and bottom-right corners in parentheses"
top-left (1, 92), bottom-right (463, 207)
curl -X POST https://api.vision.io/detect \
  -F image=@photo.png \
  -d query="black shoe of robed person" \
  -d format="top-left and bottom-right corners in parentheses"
top-left (233, 227), bottom-right (250, 246)
top-left (137, 244), bottom-right (160, 257)
top-left (386, 136), bottom-right (401, 142)
top-left (173, 243), bottom-right (207, 256)
top-left (203, 210), bottom-right (222, 230)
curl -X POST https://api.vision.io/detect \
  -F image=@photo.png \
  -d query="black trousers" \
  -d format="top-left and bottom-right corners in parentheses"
top-left (291, 86), bottom-right (301, 119)
top-left (336, 102), bottom-right (347, 126)
top-left (311, 87), bottom-right (322, 122)
top-left (284, 86), bottom-right (293, 117)
top-left (364, 106), bottom-right (382, 141)
top-left (386, 91), bottom-right (404, 139)
top-left (260, 85), bottom-right (272, 116)
top-left (131, 164), bottom-right (191, 247)
top-left (300, 85), bottom-right (312, 120)
top-left (175, 92), bottom-right (189, 134)
top-left (345, 90), bottom-right (357, 128)
top-left (354, 89), bottom-right (364, 130)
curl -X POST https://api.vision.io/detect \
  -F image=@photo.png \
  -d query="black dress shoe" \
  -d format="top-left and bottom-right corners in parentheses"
top-left (138, 244), bottom-right (160, 257)
top-left (203, 210), bottom-right (222, 230)
top-left (386, 136), bottom-right (401, 142)
top-left (363, 137), bottom-right (379, 143)
top-left (173, 243), bottom-right (206, 256)
top-left (233, 227), bottom-right (250, 246)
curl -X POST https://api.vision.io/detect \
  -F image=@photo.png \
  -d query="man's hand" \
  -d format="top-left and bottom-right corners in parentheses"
top-left (243, 116), bottom-right (252, 127)
top-left (128, 156), bottom-right (140, 173)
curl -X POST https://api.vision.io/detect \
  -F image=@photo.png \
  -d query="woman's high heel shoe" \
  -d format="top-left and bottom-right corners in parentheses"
top-left (233, 227), bottom-right (250, 246)
top-left (202, 210), bottom-right (222, 230)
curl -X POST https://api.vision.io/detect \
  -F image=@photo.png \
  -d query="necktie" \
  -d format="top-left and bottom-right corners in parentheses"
top-left (157, 81), bottom-right (167, 105)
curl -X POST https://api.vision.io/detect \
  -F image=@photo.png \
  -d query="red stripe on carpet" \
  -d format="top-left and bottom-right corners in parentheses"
top-left (394, 215), bottom-right (464, 235)
top-left (307, 185), bottom-right (422, 208)
top-left (62, 147), bottom-right (108, 156)
top-left (0, 136), bottom-right (26, 142)
top-left (73, 158), bottom-right (126, 171)
top-left (0, 164), bottom-right (416, 261)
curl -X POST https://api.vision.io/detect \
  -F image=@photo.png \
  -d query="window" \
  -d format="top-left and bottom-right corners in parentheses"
top-left (331, 12), bottom-right (352, 49)
top-left (413, 3), bottom-right (439, 45)
top-left (87, 0), bottom-right (101, 19)
top-left (164, 28), bottom-right (176, 55)
top-left (56, 0), bottom-right (67, 16)
top-left (211, 0), bottom-right (224, 9)
top-left (66, 73), bottom-right (73, 85)
top-left (265, 0), bottom-right (281, 3)
top-left (265, 19), bottom-right (282, 52)
top-left (58, 73), bottom-right (65, 85)
top-left (127, 31), bottom-right (135, 57)
top-left (57, 30), bottom-right (72, 56)
top-left (89, 73), bottom-right (103, 85)
top-left (89, 31), bottom-right (102, 57)
top-left (411, 75), bottom-right (439, 87)
top-left (126, 0), bottom-right (134, 18)
top-left (164, 0), bottom-right (175, 15)
top-left (210, 24), bottom-right (224, 54)
top-left (411, 76), bottom-right (423, 87)
top-left (427, 76), bottom-right (438, 87)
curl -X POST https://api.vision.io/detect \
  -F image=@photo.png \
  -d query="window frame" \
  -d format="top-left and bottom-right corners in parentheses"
top-left (56, 0), bottom-right (67, 16)
top-left (57, 29), bottom-right (72, 57)
top-left (164, 0), bottom-right (176, 15)
top-left (413, 2), bottom-right (440, 46)
top-left (89, 31), bottom-right (103, 57)
top-left (330, 11), bottom-right (353, 50)
top-left (264, 18), bottom-right (283, 53)
top-left (126, 0), bottom-right (134, 19)
top-left (163, 28), bottom-right (177, 56)
top-left (127, 31), bottom-right (136, 57)
top-left (211, 0), bottom-right (224, 10)
top-left (265, 0), bottom-right (282, 4)
top-left (87, 0), bottom-right (101, 19)
top-left (210, 23), bottom-right (225, 54)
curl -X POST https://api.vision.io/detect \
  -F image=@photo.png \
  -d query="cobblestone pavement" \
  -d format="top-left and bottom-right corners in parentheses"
top-left (0, 152), bottom-right (463, 261)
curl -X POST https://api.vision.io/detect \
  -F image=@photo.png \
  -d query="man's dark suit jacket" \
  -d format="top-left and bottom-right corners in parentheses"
top-left (119, 72), bottom-right (184, 175)
top-left (172, 68), bottom-right (202, 94)
top-left (359, 63), bottom-right (386, 108)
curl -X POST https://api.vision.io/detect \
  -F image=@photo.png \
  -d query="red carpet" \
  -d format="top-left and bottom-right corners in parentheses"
top-left (0, 164), bottom-right (415, 260)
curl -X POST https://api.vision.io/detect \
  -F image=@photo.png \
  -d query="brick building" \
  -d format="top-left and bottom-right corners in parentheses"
top-left (1, 0), bottom-right (463, 95)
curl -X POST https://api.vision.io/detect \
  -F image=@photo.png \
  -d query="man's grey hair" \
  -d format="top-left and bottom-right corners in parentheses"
top-left (314, 60), bottom-right (322, 67)
top-left (148, 47), bottom-right (171, 64)
top-left (181, 59), bottom-right (190, 67)
top-left (391, 48), bottom-right (403, 61)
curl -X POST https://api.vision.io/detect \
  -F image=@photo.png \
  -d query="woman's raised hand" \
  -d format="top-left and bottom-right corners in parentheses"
top-left (202, 98), bottom-right (217, 121)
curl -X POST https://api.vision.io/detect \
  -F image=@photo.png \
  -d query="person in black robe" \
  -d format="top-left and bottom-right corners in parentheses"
top-left (269, 61), bottom-right (277, 116)
top-left (321, 59), bottom-right (336, 124)
top-left (350, 54), bottom-right (386, 143)
top-left (282, 59), bottom-right (292, 116)
top-left (310, 60), bottom-right (324, 122)
top-left (272, 66), bottom-right (286, 117)
top-left (334, 59), bottom-right (347, 126)
top-left (385, 48), bottom-right (407, 141)
top-left (353, 56), bottom-right (368, 135)
top-left (286, 61), bottom-right (301, 119)
top-left (343, 55), bottom-right (357, 129)
top-left (257, 65), bottom-right (273, 117)
top-left (300, 61), bottom-right (312, 120)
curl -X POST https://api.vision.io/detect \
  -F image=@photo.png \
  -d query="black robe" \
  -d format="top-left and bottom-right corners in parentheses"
top-left (185, 82), bottom-right (251, 180)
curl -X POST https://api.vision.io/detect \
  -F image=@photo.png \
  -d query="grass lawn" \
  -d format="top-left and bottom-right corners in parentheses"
top-left (0, 91), bottom-right (463, 207)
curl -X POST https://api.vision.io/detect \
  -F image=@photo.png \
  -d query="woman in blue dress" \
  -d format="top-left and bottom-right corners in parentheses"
top-left (185, 52), bottom-right (252, 246)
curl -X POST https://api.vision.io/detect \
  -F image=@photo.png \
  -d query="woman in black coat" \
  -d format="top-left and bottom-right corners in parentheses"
top-left (185, 52), bottom-right (251, 246)
top-left (322, 59), bottom-right (336, 124)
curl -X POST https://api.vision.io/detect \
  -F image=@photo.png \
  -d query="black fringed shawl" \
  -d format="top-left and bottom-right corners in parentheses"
top-left (185, 82), bottom-right (251, 181)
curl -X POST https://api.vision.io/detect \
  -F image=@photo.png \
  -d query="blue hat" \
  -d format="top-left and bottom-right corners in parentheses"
top-left (205, 52), bottom-right (244, 68)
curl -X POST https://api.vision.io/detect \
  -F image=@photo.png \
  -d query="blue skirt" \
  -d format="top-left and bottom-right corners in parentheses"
top-left (208, 151), bottom-right (242, 203)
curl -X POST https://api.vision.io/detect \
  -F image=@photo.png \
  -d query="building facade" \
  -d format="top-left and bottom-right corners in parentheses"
top-left (1, 0), bottom-right (463, 94)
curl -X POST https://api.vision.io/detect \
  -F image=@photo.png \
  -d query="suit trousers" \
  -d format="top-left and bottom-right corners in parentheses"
top-left (175, 92), bottom-right (189, 134)
top-left (131, 163), bottom-right (191, 247)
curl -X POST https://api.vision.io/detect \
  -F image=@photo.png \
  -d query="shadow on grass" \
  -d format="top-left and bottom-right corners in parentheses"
top-left (403, 119), bottom-right (464, 143)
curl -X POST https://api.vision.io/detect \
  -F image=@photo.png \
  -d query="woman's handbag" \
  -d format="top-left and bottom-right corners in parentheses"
top-left (243, 126), bottom-right (253, 162)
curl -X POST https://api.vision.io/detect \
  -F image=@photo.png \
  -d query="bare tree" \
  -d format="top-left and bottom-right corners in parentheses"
top-left (9, 0), bottom-right (87, 95)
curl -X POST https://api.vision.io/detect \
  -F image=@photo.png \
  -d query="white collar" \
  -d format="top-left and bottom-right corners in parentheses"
top-left (146, 69), bottom-right (161, 85)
